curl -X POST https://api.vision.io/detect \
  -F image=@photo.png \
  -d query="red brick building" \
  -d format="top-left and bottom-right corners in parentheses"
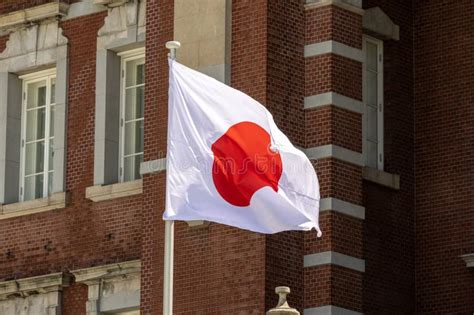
top-left (0, 0), bottom-right (472, 314)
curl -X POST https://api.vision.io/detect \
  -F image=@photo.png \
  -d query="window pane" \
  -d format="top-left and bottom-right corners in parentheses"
top-left (124, 154), bottom-right (143, 181)
top-left (366, 71), bottom-right (377, 107)
top-left (51, 78), bottom-right (56, 104)
top-left (367, 141), bottom-right (378, 169)
top-left (125, 86), bottom-right (145, 121)
top-left (49, 138), bottom-right (54, 171)
top-left (26, 108), bottom-right (46, 141)
top-left (25, 141), bottom-right (45, 175)
top-left (367, 105), bottom-right (378, 141)
top-left (126, 58), bottom-right (145, 87)
top-left (50, 105), bottom-right (55, 137)
top-left (48, 171), bottom-right (53, 195)
top-left (27, 80), bottom-right (47, 109)
top-left (24, 174), bottom-right (44, 201)
top-left (124, 120), bottom-right (144, 156)
top-left (366, 42), bottom-right (378, 71)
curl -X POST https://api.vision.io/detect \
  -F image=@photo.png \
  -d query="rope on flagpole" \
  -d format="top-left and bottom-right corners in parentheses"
top-left (164, 40), bottom-right (180, 315)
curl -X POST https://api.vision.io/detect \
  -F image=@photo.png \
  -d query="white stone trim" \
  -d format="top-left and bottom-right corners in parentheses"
top-left (94, 0), bottom-right (146, 186)
top-left (94, 0), bottom-right (130, 7)
top-left (305, 41), bottom-right (363, 62)
top-left (85, 179), bottom-right (142, 202)
top-left (0, 192), bottom-right (68, 220)
top-left (305, 145), bottom-right (364, 167)
top-left (0, 19), bottom-right (69, 203)
top-left (72, 260), bottom-right (140, 315)
top-left (304, 251), bottom-right (365, 272)
top-left (320, 198), bottom-right (365, 220)
top-left (304, 92), bottom-right (363, 114)
top-left (63, 0), bottom-right (107, 21)
top-left (362, 167), bottom-right (400, 190)
top-left (0, 272), bottom-right (70, 300)
top-left (363, 7), bottom-right (400, 41)
top-left (461, 254), bottom-right (474, 268)
top-left (0, 2), bottom-right (69, 32)
top-left (140, 158), bottom-right (166, 175)
top-left (305, 0), bottom-right (364, 15)
top-left (304, 305), bottom-right (363, 315)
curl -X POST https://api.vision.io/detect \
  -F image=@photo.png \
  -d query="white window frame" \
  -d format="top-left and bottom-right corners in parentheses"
top-left (362, 35), bottom-right (384, 170)
top-left (118, 48), bottom-right (145, 183)
top-left (18, 68), bottom-right (57, 201)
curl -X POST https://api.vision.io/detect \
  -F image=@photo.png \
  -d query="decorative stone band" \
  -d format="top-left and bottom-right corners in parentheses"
top-left (140, 158), bottom-right (167, 175)
top-left (305, 0), bottom-right (364, 15)
top-left (304, 305), bottom-right (363, 315)
top-left (305, 41), bottom-right (363, 63)
top-left (305, 145), bottom-right (364, 167)
top-left (320, 197), bottom-right (365, 220)
top-left (0, 2), bottom-right (69, 32)
top-left (0, 272), bottom-right (71, 301)
top-left (304, 251), bottom-right (365, 273)
top-left (304, 93), bottom-right (363, 114)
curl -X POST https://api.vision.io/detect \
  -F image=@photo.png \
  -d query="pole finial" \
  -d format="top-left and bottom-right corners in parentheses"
top-left (166, 41), bottom-right (181, 60)
top-left (266, 286), bottom-right (300, 315)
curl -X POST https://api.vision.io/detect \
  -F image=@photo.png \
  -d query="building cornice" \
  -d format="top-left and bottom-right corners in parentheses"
top-left (0, 2), bottom-right (69, 32)
top-left (0, 273), bottom-right (71, 301)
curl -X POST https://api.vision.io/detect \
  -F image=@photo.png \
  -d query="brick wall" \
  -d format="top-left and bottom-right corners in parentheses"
top-left (265, 0), bottom-right (305, 311)
top-left (414, 0), bottom-right (474, 313)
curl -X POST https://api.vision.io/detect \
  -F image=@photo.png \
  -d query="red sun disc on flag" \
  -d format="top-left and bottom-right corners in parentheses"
top-left (211, 121), bottom-right (283, 207)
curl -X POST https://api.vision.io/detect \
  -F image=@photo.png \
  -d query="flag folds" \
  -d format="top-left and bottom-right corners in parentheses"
top-left (164, 59), bottom-right (321, 236)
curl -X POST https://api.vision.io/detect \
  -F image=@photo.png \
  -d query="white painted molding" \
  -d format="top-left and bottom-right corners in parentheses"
top-left (304, 251), bottom-right (365, 272)
top-left (85, 179), bottom-right (143, 202)
top-left (461, 253), bottom-right (474, 268)
top-left (140, 158), bottom-right (167, 175)
top-left (362, 167), bottom-right (400, 190)
top-left (305, 145), bottom-right (364, 167)
top-left (320, 198), bottom-right (365, 220)
top-left (0, 272), bottom-right (70, 301)
top-left (63, 0), bottom-right (107, 21)
top-left (0, 2), bottom-right (69, 32)
top-left (304, 92), bottom-right (363, 114)
top-left (305, 41), bottom-right (363, 62)
top-left (0, 192), bottom-right (68, 220)
top-left (304, 305), bottom-right (363, 315)
top-left (72, 260), bottom-right (141, 284)
top-left (363, 7), bottom-right (400, 41)
top-left (73, 260), bottom-right (141, 315)
top-left (305, 0), bottom-right (364, 15)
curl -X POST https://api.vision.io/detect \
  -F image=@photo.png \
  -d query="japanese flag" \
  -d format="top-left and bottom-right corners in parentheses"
top-left (164, 59), bottom-right (321, 236)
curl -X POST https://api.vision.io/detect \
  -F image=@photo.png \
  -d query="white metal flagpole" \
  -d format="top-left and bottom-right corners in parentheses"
top-left (163, 40), bottom-right (180, 315)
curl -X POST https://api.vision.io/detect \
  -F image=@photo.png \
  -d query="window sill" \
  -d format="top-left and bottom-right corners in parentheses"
top-left (85, 179), bottom-right (143, 202)
top-left (362, 167), bottom-right (400, 190)
top-left (0, 192), bottom-right (68, 220)
top-left (461, 253), bottom-right (474, 268)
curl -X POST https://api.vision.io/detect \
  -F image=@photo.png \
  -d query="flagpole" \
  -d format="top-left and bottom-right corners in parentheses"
top-left (164, 40), bottom-right (180, 315)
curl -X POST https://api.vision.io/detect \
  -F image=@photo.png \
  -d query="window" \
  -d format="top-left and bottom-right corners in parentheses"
top-left (363, 36), bottom-right (384, 170)
top-left (19, 69), bottom-right (56, 201)
top-left (119, 50), bottom-right (145, 182)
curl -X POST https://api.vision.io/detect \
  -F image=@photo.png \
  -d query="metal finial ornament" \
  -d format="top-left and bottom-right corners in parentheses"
top-left (266, 286), bottom-right (300, 315)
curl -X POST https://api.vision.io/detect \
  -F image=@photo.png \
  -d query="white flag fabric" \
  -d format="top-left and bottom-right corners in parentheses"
top-left (164, 59), bottom-right (321, 236)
